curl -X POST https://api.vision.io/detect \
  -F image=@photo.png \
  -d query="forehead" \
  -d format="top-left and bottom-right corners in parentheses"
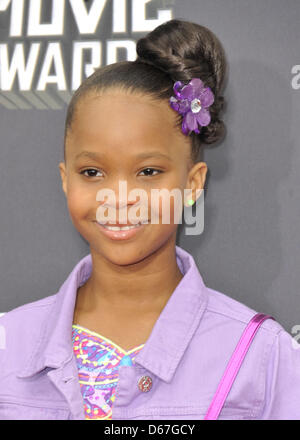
top-left (66, 89), bottom-right (190, 160)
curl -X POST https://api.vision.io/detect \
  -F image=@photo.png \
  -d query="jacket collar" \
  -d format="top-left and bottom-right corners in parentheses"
top-left (17, 245), bottom-right (208, 383)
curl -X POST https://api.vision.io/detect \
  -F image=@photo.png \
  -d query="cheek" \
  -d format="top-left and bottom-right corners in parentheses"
top-left (66, 186), bottom-right (95, 219)
top-left (150, 189), bottom-right (184, 225)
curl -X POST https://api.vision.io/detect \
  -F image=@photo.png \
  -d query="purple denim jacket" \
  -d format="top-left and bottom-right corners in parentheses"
top-left (0, 245), bottom-right (300, 420)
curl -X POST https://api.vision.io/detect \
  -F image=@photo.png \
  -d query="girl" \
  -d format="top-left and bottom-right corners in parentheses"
top-left (1, 19), bottom-right (300, 421)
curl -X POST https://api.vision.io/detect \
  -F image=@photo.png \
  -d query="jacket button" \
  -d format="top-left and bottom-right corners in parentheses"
top-left (138, 375), bottom-right (153, 392)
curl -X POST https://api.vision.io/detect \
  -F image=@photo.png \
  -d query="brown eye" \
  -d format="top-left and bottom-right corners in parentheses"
top-left (80, 169), bottom-right (103, 178)
top-left (139, 168), bottom-right (163, 177)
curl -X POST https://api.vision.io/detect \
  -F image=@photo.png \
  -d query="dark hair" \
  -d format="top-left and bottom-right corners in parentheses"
top-left (64, 19), bottom-right (227, 164)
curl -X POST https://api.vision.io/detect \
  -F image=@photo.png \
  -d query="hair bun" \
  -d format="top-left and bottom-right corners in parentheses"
top-left (135, 19), bottom-right (227, 145)
top-left (136, 19), bottom-right (226, 91)
top-left (199, 95), bottom-right (226, 145)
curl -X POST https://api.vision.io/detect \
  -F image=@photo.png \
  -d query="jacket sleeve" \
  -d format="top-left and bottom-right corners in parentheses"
top-left (259, 327), bottom-right (300, 419)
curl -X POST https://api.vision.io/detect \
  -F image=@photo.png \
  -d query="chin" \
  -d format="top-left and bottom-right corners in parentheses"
top-left (91, 243), bottom-right (151, 266)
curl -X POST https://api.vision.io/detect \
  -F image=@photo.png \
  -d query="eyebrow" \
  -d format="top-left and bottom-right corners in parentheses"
top-left (74, 150), bottom-right (173, 162)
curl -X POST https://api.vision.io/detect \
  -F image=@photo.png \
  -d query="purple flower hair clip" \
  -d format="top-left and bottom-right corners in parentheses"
top-left (169, 78), bottom-right (214, 136)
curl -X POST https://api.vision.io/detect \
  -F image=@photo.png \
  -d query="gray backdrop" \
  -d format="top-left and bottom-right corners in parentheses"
top-left (0, 0), bottom-right (299, 335)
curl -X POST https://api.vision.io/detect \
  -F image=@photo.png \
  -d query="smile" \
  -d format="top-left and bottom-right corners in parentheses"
top-left (94, 220), bottom-right (149, 241)
top-left (101, 224), bottom-right (143, 231)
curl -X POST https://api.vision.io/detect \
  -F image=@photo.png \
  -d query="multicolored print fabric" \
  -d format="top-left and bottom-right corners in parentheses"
top-left (72, 325), bottom-right (145, 420)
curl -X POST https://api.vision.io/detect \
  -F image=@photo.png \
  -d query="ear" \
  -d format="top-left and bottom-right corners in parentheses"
top-left (184, 162), bottom-right (207, 207)
top-left (58, 162), bottom-right (67, 197)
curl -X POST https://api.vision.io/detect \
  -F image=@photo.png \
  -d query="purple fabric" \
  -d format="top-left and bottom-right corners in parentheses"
top-left (0, 245), bottom-right (300, 419)
top-left (204, 313), bottom-right (275, 419)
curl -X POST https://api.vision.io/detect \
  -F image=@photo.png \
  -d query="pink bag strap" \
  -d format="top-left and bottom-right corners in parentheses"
top-left (204, 312), bottom-right (275, 420)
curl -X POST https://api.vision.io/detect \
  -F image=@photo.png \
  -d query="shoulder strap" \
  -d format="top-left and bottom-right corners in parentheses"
top-left (203, 312), bottom-right (275, 420)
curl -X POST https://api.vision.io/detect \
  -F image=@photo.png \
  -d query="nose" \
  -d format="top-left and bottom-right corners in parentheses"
top-left (96, 179), bottom-right (149, 223)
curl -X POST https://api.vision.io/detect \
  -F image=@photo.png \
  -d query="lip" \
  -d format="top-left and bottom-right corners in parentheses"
top-left (97, 220), bottom-right (149, 227)
top-left (94, 221), bottom-right (148, 241)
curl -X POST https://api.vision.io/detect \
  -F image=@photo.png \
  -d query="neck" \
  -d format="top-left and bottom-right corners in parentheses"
top-left (75, 240), bottom-right (183, 316)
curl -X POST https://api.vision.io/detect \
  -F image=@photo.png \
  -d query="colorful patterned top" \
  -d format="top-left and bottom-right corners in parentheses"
top-left (72, 324), bottom-right (145, 420)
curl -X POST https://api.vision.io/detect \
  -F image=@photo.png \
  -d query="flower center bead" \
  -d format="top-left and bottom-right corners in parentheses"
top-left (191, 98), bottom-right (202, 113)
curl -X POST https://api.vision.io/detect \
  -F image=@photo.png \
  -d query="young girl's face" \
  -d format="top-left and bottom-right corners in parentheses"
top-left (59, 88), bottom-right (207, 265)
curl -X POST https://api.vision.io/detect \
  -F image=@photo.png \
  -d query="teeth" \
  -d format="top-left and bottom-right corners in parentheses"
top-left (97, 220), bottom-right (149, 231)
top-left (101, 223), bottom-right (143, 231)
